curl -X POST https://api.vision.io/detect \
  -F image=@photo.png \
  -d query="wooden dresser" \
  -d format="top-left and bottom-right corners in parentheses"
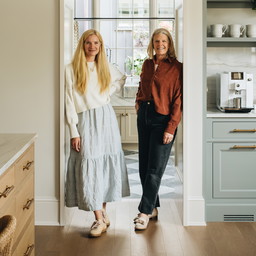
top-left (0, 134), bottom-right (37, 256)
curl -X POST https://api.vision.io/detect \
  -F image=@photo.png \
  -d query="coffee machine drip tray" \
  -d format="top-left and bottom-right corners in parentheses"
top-left (221, 107), bottom-right (253, 113)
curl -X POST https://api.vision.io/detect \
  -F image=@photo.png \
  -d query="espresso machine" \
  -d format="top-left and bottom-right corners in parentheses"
top-left (216, 71), bottom-right (254, 113)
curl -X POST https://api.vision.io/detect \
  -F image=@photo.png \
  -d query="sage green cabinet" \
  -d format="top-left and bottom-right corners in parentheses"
top-left (205, 118), bottom-right (256, 222)
top-left (213, 142), bottom-right (256, 199)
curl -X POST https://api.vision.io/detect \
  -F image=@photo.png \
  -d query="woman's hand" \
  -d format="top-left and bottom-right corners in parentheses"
top-left (135, 103), bottom-right (140, 114)
top-left (163, 132), bottom-right (173, 144)
top-left (71, 137), bottom-right (80, 152)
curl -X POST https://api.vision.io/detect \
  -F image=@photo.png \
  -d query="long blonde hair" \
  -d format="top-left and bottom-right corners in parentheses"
top-left (147, 28), bottom-right (177, 59)
top-left (71, 29), bottom-right (111, 94)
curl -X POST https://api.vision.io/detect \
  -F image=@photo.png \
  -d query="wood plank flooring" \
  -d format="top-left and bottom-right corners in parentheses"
top-left (35, 199), bottom-right (256, 256)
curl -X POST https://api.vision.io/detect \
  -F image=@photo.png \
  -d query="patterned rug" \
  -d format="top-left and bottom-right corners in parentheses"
top-left (124, 150), bottom-right (182, 199)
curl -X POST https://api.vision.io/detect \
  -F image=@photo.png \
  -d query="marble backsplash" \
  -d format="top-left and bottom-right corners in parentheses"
top-left (207, 47), bottom-right (256, 107)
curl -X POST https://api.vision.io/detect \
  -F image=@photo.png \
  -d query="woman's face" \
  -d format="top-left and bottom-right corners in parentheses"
top-left (84, 34), bottom-right (101, 61)
top-left (153, 33), bottom-right (169, 59)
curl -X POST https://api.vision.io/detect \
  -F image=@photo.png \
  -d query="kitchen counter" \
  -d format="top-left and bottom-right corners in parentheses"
top-left (0, 133), bottom-right (37, 176)
top-left (207, 108), bottom-right (256, 118)
top-left (110, 94), bottom-right (136, 107)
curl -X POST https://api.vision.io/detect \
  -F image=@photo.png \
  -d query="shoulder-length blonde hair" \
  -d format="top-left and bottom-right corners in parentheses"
top-left (71, 29), bottom-right (111, 94)
top-left (147, 28), bottom-right (177, 59)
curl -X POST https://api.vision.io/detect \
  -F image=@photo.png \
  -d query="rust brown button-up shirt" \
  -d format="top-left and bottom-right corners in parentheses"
top-left (136, 56), bottom-right (183, 134)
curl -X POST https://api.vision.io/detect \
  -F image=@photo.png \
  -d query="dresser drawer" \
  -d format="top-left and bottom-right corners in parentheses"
top-left (15, 145), bottom-right (34, 183)
top-left (0, 196), bottom-right (16, 217)
top-left (15, 174), bottom-right (34, 240)
top-left (0, 166), bottom-right (15, 209)
top-left (213, 121), bottom-right (256, 139)
top-left (14, 218), bottom-right (35, 256)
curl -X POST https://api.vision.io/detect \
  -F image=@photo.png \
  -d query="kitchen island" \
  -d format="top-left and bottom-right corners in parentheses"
top-left (0, 133), bottom-right (37, 255)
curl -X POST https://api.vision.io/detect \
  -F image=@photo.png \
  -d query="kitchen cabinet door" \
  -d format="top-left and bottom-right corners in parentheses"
top-left (113, 108), bottom-right (126, 141)
top-left (113, 107), bottom-right (138, 143)
top-left (125, 108), bottom-right (138, 143)
top-left (213, 142), bottom-right (256, 198)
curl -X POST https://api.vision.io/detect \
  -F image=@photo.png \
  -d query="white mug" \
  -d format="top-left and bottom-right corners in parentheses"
top-left (246, 24), bottom-right (256, 37)
top-left (211, 24), bottom-right (228, 38)
top-left (229, 24), bottom-right (245, 38)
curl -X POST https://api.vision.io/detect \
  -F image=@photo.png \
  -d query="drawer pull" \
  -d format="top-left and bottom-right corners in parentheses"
top-left (231, 145), bottom-right (256, 149)
top-left (231, 129), bottom-right (256, 133)
top-left (23, 198), bottom-right (34, 210)
top-left (23, 161), bottom-right (34, 171)
top-left (24, 244), bottom-right (34, 256)
top-left (0, 185), bottom-right (14, 198)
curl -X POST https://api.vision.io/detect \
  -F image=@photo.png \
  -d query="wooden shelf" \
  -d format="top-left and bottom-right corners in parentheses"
top-left (207, 0), bottom-right (253, 8)
top-left (207, 37), bottom-right (256, 47)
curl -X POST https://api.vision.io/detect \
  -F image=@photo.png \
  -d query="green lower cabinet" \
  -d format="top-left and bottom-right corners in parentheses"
top-left (205, 117), bottom-right (256, 222)
top-left (213, 143), bottom-right (256, 199)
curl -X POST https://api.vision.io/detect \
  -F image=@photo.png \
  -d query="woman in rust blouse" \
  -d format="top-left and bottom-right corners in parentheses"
top-left (134, 28), bottom-right (182, 230)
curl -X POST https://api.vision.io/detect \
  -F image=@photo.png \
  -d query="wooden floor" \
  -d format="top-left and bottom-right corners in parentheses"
top-left (35, 199), bottom-right (256, 256)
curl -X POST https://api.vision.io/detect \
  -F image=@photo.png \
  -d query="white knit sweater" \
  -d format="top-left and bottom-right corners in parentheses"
top-left (65, 62), bottom-right (126, 138)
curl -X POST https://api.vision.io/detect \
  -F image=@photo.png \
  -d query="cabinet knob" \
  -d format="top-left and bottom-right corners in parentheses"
top-left (121, 113), bottom-right (126, 116)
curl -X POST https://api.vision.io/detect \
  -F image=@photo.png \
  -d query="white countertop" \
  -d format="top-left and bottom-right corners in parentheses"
top-left (0, 134), bottom-right (37, 176)
top-left (207, 108), bottom-right (256, 118)
top-left (110, 94), bottom-right (135, 107)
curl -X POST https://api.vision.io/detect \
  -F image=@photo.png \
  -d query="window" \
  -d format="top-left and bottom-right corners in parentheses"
top-left (74, 0), bottom-right (175, 85)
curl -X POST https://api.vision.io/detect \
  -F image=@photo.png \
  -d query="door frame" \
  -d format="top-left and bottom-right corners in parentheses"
top-left (59, 0), bottom-right (206, 226)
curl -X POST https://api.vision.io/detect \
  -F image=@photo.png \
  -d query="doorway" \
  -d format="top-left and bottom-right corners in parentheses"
top-left (60, 0), bottom-right (184, 226)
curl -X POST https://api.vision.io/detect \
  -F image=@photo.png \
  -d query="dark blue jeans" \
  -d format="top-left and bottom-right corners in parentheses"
top-left (137, 101), bottom-right (176, 214)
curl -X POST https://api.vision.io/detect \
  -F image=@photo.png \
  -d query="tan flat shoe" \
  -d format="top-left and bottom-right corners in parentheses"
top-left (89, 219), bottom-right (107, 238)
top-left (133, 208), bottom-right (158, 223)
top-left (134, 216), bottom-right (149, 231)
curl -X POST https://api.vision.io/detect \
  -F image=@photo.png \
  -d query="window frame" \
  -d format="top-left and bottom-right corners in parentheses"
top-left (74, 0), bottom-right (175, 83)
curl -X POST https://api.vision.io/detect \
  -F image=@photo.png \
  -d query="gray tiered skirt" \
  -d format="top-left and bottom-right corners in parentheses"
top-left (65, 103), bottom-right (130, 211)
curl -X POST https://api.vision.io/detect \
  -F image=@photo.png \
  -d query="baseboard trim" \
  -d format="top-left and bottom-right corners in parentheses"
top-left (186, 196), bottom-right (206, 226)
top-left (35, 197), bottom-right (60, 226)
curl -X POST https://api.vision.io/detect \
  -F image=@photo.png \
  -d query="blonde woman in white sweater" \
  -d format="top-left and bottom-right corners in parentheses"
top-left (65, 29), bottom-right (130, 238)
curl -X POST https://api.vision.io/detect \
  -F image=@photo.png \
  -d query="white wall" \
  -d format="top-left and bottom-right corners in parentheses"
top-left (0, 0), bottom-right (60, 224)
top-left (183, 0), bottom-right (205, 225)
top-left (0, 0), bottom-right (206, 226)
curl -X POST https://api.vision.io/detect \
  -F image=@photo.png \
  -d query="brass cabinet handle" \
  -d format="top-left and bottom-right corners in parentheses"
top-left (24, 244), bottom-right (34, 256)
top-left (23, 198), bottom-right (34, 210)
top-left (121, 113), bottom-right (126, 116)
top-left (0, 185), bottom-right (14, 198)
top-left (231, 145), bottom-right (256, 149)
top-left (231, 129), bottom-right (256, 133)
top-left (23, 161), bottom-right (34, 171)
